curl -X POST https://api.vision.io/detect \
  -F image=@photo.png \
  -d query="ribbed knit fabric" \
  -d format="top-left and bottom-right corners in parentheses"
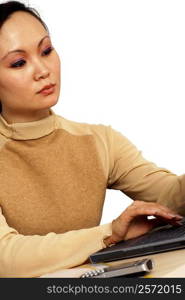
top-left (0, 109), bottom-right (185, 277)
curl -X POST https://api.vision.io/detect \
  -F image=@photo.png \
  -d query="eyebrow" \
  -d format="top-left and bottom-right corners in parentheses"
top-left (1, 35), bottom-right (50, 61)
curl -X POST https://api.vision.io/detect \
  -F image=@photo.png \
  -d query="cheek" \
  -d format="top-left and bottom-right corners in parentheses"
top-left (0, 71), bottom-right (28, 91)
top-left (0, 73), bottom-right (29, 102)
top-left (52, 53), bottom-right (61, 76)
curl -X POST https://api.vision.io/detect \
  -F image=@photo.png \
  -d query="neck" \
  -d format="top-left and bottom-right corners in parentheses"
top-left (0, 108), bottom-right (51, 124)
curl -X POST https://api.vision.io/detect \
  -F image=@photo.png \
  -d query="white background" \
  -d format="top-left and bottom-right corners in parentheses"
top-left (27, 0), bottom-right (185, 224)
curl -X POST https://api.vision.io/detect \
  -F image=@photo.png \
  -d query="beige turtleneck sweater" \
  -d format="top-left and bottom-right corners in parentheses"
top-left (0, 109), bottom-right (185, 277)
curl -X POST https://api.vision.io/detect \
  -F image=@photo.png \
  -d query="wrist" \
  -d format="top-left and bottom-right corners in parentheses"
top-left (103, 220), bottom-right (117, 247)
top-left (103, 236), bottom-right (116, 247)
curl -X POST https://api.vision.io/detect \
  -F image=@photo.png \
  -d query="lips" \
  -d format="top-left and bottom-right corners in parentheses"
top-left (38, 83), bottom-right (56, 93)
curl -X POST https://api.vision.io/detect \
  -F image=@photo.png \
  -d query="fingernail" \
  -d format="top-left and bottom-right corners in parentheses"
top-left (167, 213), bottom-right (176, 218)
top-left (175, 221), bottom-right (183, 226)
top-left (167, 213), bottom-right (183, 219)
top-left (175, 214), bottom-right (183, 219)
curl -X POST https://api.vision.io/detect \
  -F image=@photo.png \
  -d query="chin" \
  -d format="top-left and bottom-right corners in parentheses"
top-left (43, 94), bottom-right (59, 109)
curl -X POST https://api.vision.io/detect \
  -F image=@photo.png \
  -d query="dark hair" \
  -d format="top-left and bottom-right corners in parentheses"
top-left (0, 1), bottom-right (49, 113)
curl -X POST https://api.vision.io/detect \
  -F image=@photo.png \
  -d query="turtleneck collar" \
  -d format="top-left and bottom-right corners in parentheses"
top-left (0, 109), bottom-right (57, 140)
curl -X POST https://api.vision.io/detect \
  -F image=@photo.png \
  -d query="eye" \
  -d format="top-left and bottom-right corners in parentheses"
top-left (10, 47), bottom-right (54, 68)
top-left (10, 59), bottom-right (26, 68)
top-left (42, 47), bottom-right (54, 56)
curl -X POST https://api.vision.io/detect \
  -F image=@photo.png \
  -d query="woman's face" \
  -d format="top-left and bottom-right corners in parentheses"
top-left (0, 11), bottom-right (61, 122)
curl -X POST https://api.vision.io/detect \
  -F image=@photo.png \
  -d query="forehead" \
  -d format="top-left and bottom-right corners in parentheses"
top-left (0, 11), bottom-right (47, 54)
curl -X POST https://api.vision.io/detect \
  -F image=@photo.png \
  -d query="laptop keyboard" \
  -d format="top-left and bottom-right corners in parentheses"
top-left (128, 217), bottom-right (185, 246)
top-left (90, 217), bottom-right (185, 263)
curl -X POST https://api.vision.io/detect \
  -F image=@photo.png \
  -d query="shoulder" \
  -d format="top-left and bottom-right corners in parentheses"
top-left (0, 133), bottom-right (8, 151)
top-left (55, 113), bottom-right (111, 139)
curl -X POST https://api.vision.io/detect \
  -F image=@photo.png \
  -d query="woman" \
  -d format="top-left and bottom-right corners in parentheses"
top-left (0, 1), bottom-right (184, 278)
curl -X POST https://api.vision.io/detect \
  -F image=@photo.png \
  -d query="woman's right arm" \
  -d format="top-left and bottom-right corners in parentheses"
top-left (0, 207), bottom-right (112, 278)
top-left (1, 201), bottom-right (182, 278)
top-left (103, 200), bottom-right (183, 246)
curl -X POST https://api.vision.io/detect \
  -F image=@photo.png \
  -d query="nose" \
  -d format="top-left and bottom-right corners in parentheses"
top-left (33, 59), bottom-right (50, 81)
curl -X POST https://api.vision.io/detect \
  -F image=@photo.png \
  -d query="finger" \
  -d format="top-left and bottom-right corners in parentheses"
top-left (151, 204), bottom-right (183, 219)
top-left (148, 215), bottom-right (183, 227)
top-left (133, 201), bottom-right (183, 217)
top-left (130, 201), bottom-right (183, 219)
top-left (122, 205), bottom-right (182, 223)
top-left (157, 216), bottom-right (184, 226)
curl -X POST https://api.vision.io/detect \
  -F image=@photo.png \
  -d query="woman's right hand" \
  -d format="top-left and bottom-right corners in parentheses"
top-left (104, 200), bottom-right (183, 247)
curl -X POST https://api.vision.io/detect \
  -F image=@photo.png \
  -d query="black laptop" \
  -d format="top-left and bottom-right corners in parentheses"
top-left (89, 217), bottom-right (185, 263)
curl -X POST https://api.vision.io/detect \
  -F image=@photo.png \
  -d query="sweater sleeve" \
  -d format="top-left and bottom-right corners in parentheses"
top-left (0, 209), bottom-right (112, 278)
top-left (107, 126), bottom-right (185, 214)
